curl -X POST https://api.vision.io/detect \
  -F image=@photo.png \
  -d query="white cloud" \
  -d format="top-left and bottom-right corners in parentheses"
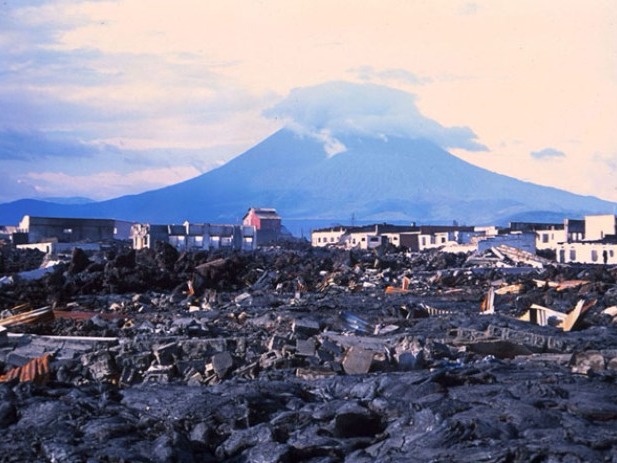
top-left (264, 81), bottom-right (487, 153)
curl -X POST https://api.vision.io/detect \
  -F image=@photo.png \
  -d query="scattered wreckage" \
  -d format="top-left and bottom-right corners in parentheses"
top-left (0, 242), bottom-right (616, 461)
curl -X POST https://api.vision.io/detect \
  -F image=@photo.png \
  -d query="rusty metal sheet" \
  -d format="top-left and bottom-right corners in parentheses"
top-left (0, 353), bottom-right (52, 385)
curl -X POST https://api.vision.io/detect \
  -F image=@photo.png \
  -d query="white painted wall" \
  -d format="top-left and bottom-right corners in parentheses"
top-left (585, 214), bottom-right (617, 241)
top-left (536, 229), bottom-right (566, 250)
top-left (557, 242), bottom-right (617, 264)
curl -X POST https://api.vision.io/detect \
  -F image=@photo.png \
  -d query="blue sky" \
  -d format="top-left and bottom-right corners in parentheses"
top-left (1, 0), bottom-right (616, 204)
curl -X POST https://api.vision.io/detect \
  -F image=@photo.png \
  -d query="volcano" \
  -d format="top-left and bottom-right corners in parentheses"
top-left (1, 128), bottom-right (615, 230)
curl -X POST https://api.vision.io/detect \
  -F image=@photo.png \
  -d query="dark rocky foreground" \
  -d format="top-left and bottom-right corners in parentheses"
top-left (1, 243), bottom-right (617, 462)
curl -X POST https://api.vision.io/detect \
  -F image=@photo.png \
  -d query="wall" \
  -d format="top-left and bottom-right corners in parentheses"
top-left (311, 229), bottom-right (347, 247)
top-left (20, 216), bottom-right (115, 243)
top-left (133, 223), bottom-right (256, 252)
top-left (557, 242), bottom-right (617, 264)
top-left (585, 215), bottom-right (617, 241)
top-left (536, 229), bottom-right (567, 251)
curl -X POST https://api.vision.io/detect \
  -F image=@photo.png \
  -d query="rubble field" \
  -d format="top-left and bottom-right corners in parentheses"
top-left (1, 243), bottom-right (617, 462)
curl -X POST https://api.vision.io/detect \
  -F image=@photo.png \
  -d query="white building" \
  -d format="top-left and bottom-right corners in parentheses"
top-left (585, 214), bottom-right (617, 241)
top-left (132, 222), bottom-right (256, 252)
top-left (344, 230), bottom-right (384, 250)
top-left (557, 242), bottom-right (617, 265)
top-left (535, 229), bottom-right (567, 251)
top-left (311, 226), bottom-right (349, 247)
top-left (556, 214), bottom-right (617, 264)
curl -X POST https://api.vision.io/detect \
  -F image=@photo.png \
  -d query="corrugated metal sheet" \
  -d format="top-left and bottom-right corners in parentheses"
top-left (0, 353), bottom-right (52, 385)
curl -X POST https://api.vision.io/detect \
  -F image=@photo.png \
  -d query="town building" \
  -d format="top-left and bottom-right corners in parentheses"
top-left (131, 221), bottom-right (257, 252)
top-left (311, 226), bottom-right (350, 247)
top-left (311, 223), bottom-right (478, 251)
top-left (556, 214), bottom-right (617, 264)
top-left (584, 214), bottom-right (617, 241)
top-left (242, 208), bottom-right (283, 246)
top-left (509, 221), bottom-right (566, 252)
top-left (557, 239), bottom-right (617, 265)
top-left (564, 218), bottom-right (585, 242)
top-left (11, 215), bottom-right (134, 255)
top-left (18, 215), bottom-right (117, 243)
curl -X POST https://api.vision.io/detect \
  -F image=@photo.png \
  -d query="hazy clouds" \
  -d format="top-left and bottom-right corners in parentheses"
top-left (265, 82), bottom-right (487, 153)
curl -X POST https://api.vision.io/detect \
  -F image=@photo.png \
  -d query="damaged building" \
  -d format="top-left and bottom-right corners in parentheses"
top-left (132, 221), bottom-right (257, 252)
top-left (312, 214), bottom-right (617, 265)
top-left (313, 223), bottom-right (494, 252)
top-left (12, 215), bottom-right (133, 254)
top-left (242, 207), bottom-right (288, 245)
top-left (557, 214), bottom-right (617, 264)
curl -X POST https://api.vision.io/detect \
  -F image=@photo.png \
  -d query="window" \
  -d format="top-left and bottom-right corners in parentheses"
top-left (542, 234), bottom-right (549, 243)
top-left (421, 237), bottom-right (426, 246)
top-left (441, 236), bottom-right (446, 243)
top-left (63, 228), bottom-right (72, 234)
top-left (591, 250), bottom-right (598, 262)
top-left (430, 236), bottom-right (436, 245)
top-left (569, 249), bottom-right (576, 261)
top-left (611, 250), bottom-right (615, 258)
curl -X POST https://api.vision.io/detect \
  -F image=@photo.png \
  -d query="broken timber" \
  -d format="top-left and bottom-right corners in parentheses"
top-left (0, 305), bottom-right (54, 327)
top-left (519, 299), bottom-right (596, 332)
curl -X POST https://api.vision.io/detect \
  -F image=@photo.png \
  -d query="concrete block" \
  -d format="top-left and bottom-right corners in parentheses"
top-left (292, 318), bottom-right (320, 337)
top-left (296, 338), bottom-right (316, 357)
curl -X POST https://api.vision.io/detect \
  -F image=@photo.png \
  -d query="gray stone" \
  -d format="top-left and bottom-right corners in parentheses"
top-left (342, 347), bottom-right (374, 375)
top-left (209, 351), bottom-right (233, 378)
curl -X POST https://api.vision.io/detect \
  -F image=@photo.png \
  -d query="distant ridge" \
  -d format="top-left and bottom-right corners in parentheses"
top-left (0, 129), bottom-right (615, 229)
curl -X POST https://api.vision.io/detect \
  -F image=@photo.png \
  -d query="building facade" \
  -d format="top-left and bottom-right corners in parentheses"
top-left (132, 222), bottom-right (256, 252)
top-left (242, 208), bottom-right (282, 246)
top-left (557, 241), bottom-right (617, 265)
top-left (17, 215), bottom-right (123, 244)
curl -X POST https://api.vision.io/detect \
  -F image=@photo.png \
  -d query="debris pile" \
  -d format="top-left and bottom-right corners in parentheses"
top-left (1, 244), bottom-right (617, 461)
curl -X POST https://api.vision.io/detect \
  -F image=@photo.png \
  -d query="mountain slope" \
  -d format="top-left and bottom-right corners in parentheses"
top-left (0, 129), bottom-right (614, 227)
